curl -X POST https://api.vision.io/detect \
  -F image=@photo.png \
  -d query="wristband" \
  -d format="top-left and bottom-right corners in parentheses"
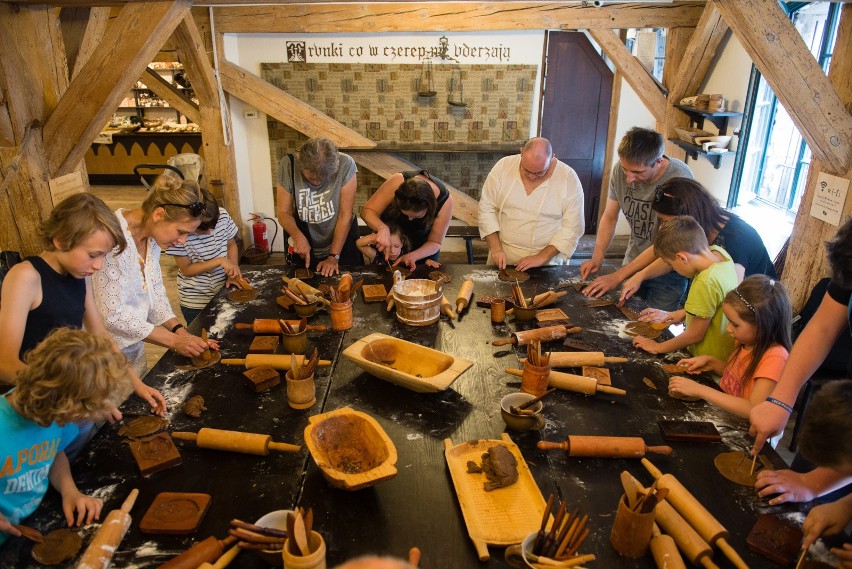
top-left (765, 397), bottom-right (794, 414)
top-left (171, 323), bottom-right (185, 333)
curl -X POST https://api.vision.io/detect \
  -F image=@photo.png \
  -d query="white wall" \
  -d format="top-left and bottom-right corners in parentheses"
top-left (223, 31), bottom-right (545, 251)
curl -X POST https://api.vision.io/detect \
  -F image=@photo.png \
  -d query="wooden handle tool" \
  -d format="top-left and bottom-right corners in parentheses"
top-left (642, 458), bottom-right (747, 569)
top-left (172, 428), bottom-right (300, 455)
top-left (161, 536), bottom-right (238, 569)
top-left (491, 325), bottom-right (582, 347)
top-left (282, 276), bottom-right (322, 296)
top-left (537, 436), bottom-right (672, 458)
top-left (505, 368), bottom-right (626, 396)
top-left (75, 489), bottom-right (139, 569)
top-left (235, 320), bottom-right (326, 334)
top-left (198, 544), bottom-right (241, 569)
top-left (530, 290), bottom-right (567, 308)
top-left (543, 352), bottom-right (629, 368)
top-left (455, 279), bottom-right (474, 313)
top-left (221, 354), bottom-right (331, 370)
top-left (440, 295), bottom-right (456, 319)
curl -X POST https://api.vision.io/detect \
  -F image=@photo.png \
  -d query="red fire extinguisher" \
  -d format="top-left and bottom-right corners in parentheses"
top-left (249, 213), bottom-right (269, 252)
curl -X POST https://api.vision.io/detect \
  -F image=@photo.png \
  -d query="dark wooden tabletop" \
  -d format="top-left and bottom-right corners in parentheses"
top-left (0, 264), bottom-right (800, 568)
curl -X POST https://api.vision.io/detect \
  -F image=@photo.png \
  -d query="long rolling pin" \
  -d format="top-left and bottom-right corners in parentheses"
top-left (172, 428), bottom-right (301, 455)
top-left (221, 354), bottom-right (331, 370)
top-left (161, 536), bottom-right (238, 569)
top-left (76, 488), bottom-right (139, 569)
top-left (198, 544), bottom-right (241, 569)
top-left (281, 276), bottom-right (322, 297)
top-left (537, 436), bottom-right (672, 458)
top-left (642, 458), bottom-right (748, 569)
top-left (505, 368), bottom-right (626, 396)
top-left (456, 279), bottom-right (474, 313)
top-left (440, 295), bottom-right (456, 319)
top-left (235, 320), bottom-right (327, 334)
top-left (506, 290), bottom-right (567, 313)
top-left (492, 325), bottom-right (582, 347)
top-left (538, 352), bottom-right (629, 368)
top-left (630, 477), bottom-right (719, 569)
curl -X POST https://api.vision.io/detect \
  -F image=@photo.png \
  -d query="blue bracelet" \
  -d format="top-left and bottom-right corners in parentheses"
top-left (766, 397), bottom-right (794, 414)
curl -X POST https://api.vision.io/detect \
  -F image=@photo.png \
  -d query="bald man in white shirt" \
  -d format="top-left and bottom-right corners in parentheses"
top-left (478, 137), bottom-right (585, 271)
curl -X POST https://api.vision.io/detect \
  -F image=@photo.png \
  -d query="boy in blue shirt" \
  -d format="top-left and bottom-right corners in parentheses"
top-left (633, 215), bottom-right (738, 365)
top-left (0, 328), bottom-right (129, 542)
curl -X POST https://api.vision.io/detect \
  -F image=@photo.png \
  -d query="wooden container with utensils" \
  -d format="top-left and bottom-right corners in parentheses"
top-left (520, 361), bottom-right (550, 397)
top-left (286, 369), bottom-right (316, 410)
top-left (281, 531), bottom-right (326, 569)
top-left (611, 494), bottom-right (655, 558)
top-left (281, 329), bottom-right (308, 355)
top-left (329, 300), bottom-right (353, 331)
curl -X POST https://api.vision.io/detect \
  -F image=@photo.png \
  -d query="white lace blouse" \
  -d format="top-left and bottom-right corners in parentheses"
top-left (92, 208), bottom-right (175, 349)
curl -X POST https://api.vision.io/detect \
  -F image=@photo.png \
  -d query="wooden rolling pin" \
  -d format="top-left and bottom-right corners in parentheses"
top-left (537, 436), bottom-right (672, 458)
top-left (492, 325), bottom-right (582, 347)
top-left (221, 354), bottom-right (331, 370)
top-left (198, 544), bottom-right (241, 569)
top-left (632, 477), bottom-right (720, 569)
top-left (172, 428), bottom-right (301, 455)
top-left (642, 458), bottom-right (748, 569)
top-left (505, 368), bottom-right (626, 396)
top-left (506, 290), bottom-right (567, 313)
top-left (282, 276), bottom-right (322, 297)
top-left (537, 352), bottom-right (628, 368)
top-left (386, 290), bottom-right (395, 312)
top-left (235, 320), bottom-right (327, 334)
top-left (456, 279), bottom-right (474, 313)
top-left (650, 525), bottom-right (688, 569)
top-left (161, 536), bottom-right (238, 569)
top-left (75, 489), bottom-right (138, 569)
top-left (440, 295), bottom-right (456, 319)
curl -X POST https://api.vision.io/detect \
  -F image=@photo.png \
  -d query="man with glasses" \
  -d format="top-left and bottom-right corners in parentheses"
top-left (580, 127), bottom-right (693, 310)
top-left (478, 137), bottom-right (585, 271)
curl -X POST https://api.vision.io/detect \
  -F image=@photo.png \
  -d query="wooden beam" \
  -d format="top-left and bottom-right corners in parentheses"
top-left (60, 7), bottom-right (109, 79)
top-left (141, 67), bottom-right (201, 125)
top-left (349, 151), bottom-right (479, 226)
top-left (599, 29), bottom-right (625, 215)
top-left (0, 89), bottom-right (14, 148)
top-left (43, 0), bottom-right (190, 177)
top-left (172, 15), bottom-right (243, 233)
top-left (219, 59), bottom-right (376, 149)
top-left (659, 25), bottom-right (693, 160)
top-left (588, 29), bottom-right (666, 123)
top-left (668, 3), bottom-right (728, 103)
top-left (713, 0), bottom-right (852, 174)
top-left (211, 3), bottom-right (704, 33)
top-left (782, 4), bottom-right (852, 311)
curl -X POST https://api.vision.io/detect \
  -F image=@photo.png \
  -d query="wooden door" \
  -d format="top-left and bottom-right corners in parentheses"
top-left (540, 31), bottom-right (613, 233)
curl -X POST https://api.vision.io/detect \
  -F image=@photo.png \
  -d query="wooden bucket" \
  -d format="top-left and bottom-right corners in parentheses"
top-left (392, 278), bottom-right (442, 326)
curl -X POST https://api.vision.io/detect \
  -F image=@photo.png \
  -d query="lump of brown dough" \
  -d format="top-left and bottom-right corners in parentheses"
top-left (480, 445), bottom-right (518, 491)
top-left (182, 395), bottom-right (207, 418)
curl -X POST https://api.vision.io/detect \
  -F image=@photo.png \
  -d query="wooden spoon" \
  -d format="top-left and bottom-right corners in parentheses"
top-left (286, 512), bottom-right (298, 554)
top-left (304, 508), bottom-right (313, 553)
top-left (619, 471), bottom-right (639, 509)
top-left (13, 524), bottom-right (43, 543)
top-left (292, 511), bottom-right (310, 556)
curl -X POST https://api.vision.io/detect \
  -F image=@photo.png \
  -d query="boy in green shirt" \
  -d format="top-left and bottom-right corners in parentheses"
top-left (633, 215), bottom-right (737, 366)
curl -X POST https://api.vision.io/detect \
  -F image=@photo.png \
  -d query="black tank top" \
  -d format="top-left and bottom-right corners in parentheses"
top-left (382, 170), bottom-right (450, 262)
top-left (19, 256), bottom-right (86, 360)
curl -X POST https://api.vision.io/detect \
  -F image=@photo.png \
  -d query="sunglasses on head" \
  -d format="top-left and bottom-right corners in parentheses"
top-left (654, 186), bottom-right (677, 203)
top-left (159, 202), bottom-right (205, 217)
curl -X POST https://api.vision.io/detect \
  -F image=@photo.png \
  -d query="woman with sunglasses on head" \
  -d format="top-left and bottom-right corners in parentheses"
top-left (92, 175), bottom-right (218, 377)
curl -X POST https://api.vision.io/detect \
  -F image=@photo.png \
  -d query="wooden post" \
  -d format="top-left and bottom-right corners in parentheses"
top-left (659, 26), bottom-right (693, 161)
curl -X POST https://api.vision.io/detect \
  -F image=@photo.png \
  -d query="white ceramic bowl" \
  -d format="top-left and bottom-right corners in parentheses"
top-left (254, 509), bottom-right (292, 566)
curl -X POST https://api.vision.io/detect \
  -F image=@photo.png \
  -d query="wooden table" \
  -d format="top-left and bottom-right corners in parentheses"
top-left (0, 264), bottom-right (797, 568)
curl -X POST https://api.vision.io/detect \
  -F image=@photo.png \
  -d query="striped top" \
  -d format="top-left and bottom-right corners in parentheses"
top-left (166, 208), bottom-right (239, 309)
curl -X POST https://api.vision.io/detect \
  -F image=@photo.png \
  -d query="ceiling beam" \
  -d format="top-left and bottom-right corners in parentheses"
top-left (44, 0), bottom-right (191, 176)
top-left (588, 28), bottom-right (666, 123)
top-left (713, 0), bottom-right (852, 174)
top-left (668, 2), bottom-right (728, 102)
top-left (140, 67), bottom-right (201, 125)
top-left (59, 7), bottom-right (110, 79)
top-left (211, 3), bottom-right (704, 33)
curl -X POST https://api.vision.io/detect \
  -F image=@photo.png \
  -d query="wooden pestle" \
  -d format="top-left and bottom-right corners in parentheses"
top-left (642, 458), bottom-right (747, 569)
top-left (235, 320), bottom-right (326, 334)
top-left (492, 325), bottom-right (582, 347)
top-left (172, 428), bottom-right (300, 455)
top-left (456, 279), bottom-right (474, 313)
top-left (221, 354), bottom-right (331, 370)
top-left (75, 489), bottom-right (138, 569)
top-left (161, 536), bottom-right (238, 569)
top-left (541, 352), bottom-right (629, 368)
top-left (537, 436), bottom-right (672, 458)
top-left (440, 295), bottom-right (456, 319)
top-left (198, 544), bottom-right (241, 569)
top-left (505, 368), bottom-right (626, 396)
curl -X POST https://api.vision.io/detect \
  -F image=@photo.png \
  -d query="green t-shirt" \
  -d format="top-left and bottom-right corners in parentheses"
top-left (684, 246), bottom-right (738, 365)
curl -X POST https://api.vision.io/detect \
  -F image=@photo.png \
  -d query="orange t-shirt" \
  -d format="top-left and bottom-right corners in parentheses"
top-left (719, 344), bottom-right (789, 399)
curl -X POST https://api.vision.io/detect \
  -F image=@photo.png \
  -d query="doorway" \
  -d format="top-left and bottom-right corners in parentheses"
top-left (540, 31), bottom-right (613, 234)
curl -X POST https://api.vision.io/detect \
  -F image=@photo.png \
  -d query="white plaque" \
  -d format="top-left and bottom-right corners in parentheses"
top-left (809, 172), bottom-right (849, 227)
top-left (48, 171), bottom-right (87, 204)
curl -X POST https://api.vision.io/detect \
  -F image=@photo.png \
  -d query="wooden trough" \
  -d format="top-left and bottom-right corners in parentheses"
top-left (304, 407), bottom-right (397, 491)
top-left (342, 333), bottom-right (473, 393)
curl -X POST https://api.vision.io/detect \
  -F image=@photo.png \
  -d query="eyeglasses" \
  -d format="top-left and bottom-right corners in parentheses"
top-left (159, 202), bottom-right (205, 217)
top-left (654, 186), bottom-right (677, 203)
top-left (520, 156), bottom-right (552, 178)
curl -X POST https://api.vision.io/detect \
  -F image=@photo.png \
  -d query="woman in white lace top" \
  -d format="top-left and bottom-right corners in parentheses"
top-left (92, 177), bottom-right (217, 376)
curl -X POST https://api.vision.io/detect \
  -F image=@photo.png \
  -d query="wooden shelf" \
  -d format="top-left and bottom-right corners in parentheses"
top-left (674, 104), bottom-right (742, 132)
top-left (668, 138), bottom-right (733, 169)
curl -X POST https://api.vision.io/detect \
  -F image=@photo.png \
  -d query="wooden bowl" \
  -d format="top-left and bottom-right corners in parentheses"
top-left (341, 333), bottom-right (473, 393)
top-left (304, 407), bottom-right (398, 491)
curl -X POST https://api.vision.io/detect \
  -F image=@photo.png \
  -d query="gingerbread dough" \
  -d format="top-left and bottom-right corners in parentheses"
top-left (31, 528), bottom-right (81, 565)
top-left (714, 450), bottom-right (772, 486)
top-left (118, 416), bottom-right (168, 439)
top-left (624, 321), bottom-right (662, 339)
top-left (191, 350), bottom-right (221, 369)
top-left (295, 268), bottom-right (314, 279)
top-left (479, 445), bottom-right (518, 491)
top-left (227, 288), bottom-right (259, 302)
top-left (182, 395), bottom-right (207, 418)
top-left (429, 271), bottom-right (452, 284)
top-left (498, 268), bottom-right (529, 283)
